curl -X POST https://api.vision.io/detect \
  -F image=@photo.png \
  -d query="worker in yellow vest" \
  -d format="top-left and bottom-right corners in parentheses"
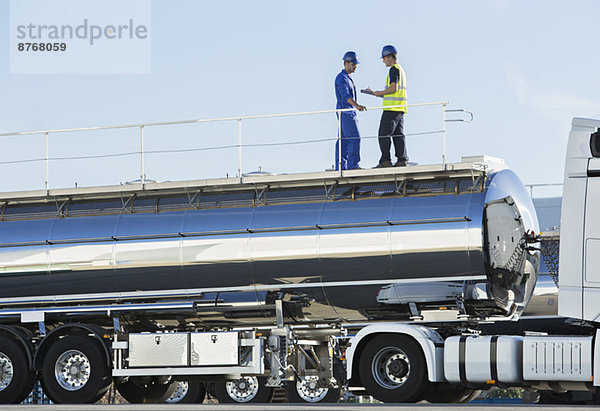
top-left (365, 45), bottom-right (408, 168)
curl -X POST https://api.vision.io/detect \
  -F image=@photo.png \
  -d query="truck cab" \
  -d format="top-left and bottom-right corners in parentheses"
top-left (559, 117), bottom-right (600, 321)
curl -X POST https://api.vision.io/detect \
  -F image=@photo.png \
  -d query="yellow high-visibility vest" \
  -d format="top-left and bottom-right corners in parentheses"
top-left (383, 63), bottom-right (407, 112)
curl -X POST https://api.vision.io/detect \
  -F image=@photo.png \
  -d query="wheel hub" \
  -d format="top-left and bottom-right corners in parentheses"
top-left (0, 353), bottom-right (14, 391)
top-left (296, 376), bottom-right (329, 402)
top-left (55, 350), bottom-right (91, 391)
top-left (372, 347), bottom-right (411, 389)
top-left (165, 381), bottom-right (189, 403)
top-left (225, 376), bottom-right (259, 402)
top-left (387, 355), bottom-right (409, 380)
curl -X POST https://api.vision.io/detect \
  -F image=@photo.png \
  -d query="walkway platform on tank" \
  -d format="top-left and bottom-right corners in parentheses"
top-left (0, 155), bottom-right (504, 205)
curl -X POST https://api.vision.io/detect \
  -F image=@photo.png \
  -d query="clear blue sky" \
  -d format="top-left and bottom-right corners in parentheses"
top-left (1, 0), bottom-right (598, 195)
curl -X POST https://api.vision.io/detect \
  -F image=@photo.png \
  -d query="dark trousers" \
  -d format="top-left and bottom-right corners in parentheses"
top-left (378, 111), bottom-right (407, 163)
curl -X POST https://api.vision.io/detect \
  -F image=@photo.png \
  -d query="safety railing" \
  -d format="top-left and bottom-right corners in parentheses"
top-left (0, 101), bottom-right (473, 191)
top-left (525, 183), bottom-right (563, 198)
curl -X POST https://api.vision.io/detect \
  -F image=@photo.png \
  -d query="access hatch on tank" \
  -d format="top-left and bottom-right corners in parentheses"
top-left (484, 196), bottom-right (537, 317)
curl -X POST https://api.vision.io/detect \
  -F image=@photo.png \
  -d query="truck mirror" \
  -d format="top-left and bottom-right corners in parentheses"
top-left (591, 130), bottom-right (600, 157)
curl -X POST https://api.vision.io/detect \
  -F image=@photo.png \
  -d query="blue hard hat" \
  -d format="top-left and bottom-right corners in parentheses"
top-left (342, 51), bottom-right (359, 64)
top-left (381, 45), bottom-right (397, 58)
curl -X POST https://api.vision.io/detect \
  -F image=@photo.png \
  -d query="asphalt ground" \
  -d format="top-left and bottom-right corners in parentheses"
top-left (0, 405), bottom-right (598, 411)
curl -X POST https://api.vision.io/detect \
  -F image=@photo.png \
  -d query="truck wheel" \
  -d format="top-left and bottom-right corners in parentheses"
top-left (214, 376), bottom-right (273, 403)
top-left (358, 334), bottom-right (428, 403)
top-left (165, 381), bottom-right (206, 403)
top-left (40, 335), bottom-right (111, 403)
top-left (0, 336), bottom-right (36, 404)
top-left (285, 376), bottom-right (341, 403)
top-left (116, 377), bottom-right (177, 403)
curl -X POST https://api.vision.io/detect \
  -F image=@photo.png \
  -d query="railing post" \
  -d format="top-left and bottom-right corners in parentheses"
top-left (237, 118), bottom-right (242, 181)
top-left (338, 110), bottom-right (342, 176)
top-left (44, 132), bottom-right (49, 191)
top-left (140, 125), bottom-right (145, 186)
top-left (442, 102), bottom-right (447, 169)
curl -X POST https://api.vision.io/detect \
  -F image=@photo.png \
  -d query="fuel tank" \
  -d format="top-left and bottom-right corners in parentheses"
top-left (0, 166), bottom-right (539, 326)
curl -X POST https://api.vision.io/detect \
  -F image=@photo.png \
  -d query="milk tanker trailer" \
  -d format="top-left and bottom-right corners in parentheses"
top-left (0, 156), bottom-right (538, 403)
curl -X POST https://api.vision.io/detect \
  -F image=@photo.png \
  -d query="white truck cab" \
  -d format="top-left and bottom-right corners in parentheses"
top-left (559, 117), bottom-right (600, 322)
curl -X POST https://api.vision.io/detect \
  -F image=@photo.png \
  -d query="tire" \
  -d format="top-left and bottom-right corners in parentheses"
top-left (358, 334), bottom-right (428, 403)
top-left (40, 335), bottom-right (111, 404)
top-left (0, 336), bottom-right (36, 404)
top-left (285, 376), bottom-right (341, 403)
top-left (116, 377), bottom-right (177, 404)
top-left (423, 386), bottom-right (481, 403)
top-left (214, 376), bottom-right (273, 403)
top-left (165, 381), bottom-right (206, 404)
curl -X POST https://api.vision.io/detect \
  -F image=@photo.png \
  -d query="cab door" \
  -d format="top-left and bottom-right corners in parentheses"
top-left (583, 158), bottom-right (600, 320)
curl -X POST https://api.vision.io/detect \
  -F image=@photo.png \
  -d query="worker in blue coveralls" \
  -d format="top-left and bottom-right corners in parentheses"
top-left (334, 51), bottom-right (366, 170)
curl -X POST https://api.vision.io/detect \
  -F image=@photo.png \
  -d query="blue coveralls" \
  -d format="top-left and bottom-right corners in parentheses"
top-left (334, 70), bottom-right (361, 170)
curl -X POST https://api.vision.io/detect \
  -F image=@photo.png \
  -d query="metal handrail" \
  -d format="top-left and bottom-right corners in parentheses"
top-left (444, 109), bottom-right (474, 123)
top-left (525, 183), bottom-right (563, 198)
top-left (0, 101), bottom-right (460, 191)
top-left (0, 101), bottom-right (449, 137)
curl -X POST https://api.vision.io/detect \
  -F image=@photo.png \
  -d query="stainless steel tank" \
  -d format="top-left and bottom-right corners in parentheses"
top-left (0, 169), bottom-right (539, 325)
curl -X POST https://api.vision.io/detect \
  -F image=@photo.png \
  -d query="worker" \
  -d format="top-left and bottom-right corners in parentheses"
top-left (365, 45), bottom-right (408, 168)
top-left (334, 51), bottom-right (366, 170)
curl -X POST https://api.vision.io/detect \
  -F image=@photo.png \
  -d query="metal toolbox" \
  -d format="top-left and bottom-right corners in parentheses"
top-left (190, 331), bottom-right (239, 366)
top-left (128, 333), bottom-right (189, 367)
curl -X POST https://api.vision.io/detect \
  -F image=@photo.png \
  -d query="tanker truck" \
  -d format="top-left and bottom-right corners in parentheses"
top-left (0, 118), bottom-right (600, 403)
top-left (0, 147), bottom-right (543, 404)
top-left (2, 116), bottom-right (597, 405)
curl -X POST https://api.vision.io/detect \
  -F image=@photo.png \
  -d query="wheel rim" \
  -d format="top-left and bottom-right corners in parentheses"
top-left (165, 381), bottom-right (189, 403)
top-left (54, 349), bottom-right (91, 391)
top-left (296, 376), bottom-right (329, 402)
top-left (371, 346), bottom-right (410, 389)
top-left (0, 352), bottom-right (13, 391)
top-left (225, 376), bottom-right (259, 402)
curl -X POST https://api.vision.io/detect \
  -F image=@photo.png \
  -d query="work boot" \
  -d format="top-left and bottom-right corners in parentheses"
top-left (394, 160), bottom-right (407, 167)
top-left (374, 160), bottom-right (393, 168)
